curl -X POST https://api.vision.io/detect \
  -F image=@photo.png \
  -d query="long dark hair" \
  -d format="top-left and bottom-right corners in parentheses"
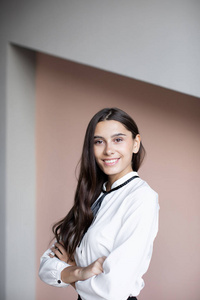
top-left (52, 107), bottom-right (145, 259)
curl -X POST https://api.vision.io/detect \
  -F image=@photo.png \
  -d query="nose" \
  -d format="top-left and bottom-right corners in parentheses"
top-left (104, 143), bottom-right (115, 155)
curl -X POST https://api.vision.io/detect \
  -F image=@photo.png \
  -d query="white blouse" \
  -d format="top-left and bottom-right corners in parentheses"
top-left (39, 171), bottom-right (159, 300)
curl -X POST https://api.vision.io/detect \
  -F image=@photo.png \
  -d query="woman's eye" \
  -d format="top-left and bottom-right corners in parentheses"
top-left (94, 140), bottom-right (103, 145)
top-left (115, 138), bottom-right (123, 143)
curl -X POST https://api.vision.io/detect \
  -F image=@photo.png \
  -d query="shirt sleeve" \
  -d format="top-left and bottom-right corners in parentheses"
top-left (75, 188), bottom-right (159, 300)
top-left (39, 245), bottom-right (70, 287)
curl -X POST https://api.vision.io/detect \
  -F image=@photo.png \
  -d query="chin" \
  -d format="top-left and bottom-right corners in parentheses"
top-left (103, 169), bottom-right (119, 176)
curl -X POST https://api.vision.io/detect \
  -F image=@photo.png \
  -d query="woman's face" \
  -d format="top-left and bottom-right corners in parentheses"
top-left (94, 120), bottom-right (140, 185)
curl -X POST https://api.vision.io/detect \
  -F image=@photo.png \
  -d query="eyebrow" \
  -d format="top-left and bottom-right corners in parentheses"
top-left (94, 133), bottom-right (127, 139)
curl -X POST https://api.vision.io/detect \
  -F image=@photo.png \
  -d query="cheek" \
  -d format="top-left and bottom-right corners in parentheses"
top-left (93, 147), bottom-right (101, 160)
top-left (122, 141), bottom-right (134, 153)
top-left (124, 145), bottom-right (134, 161)
top-left (128, 141), bottom-right (135, 153)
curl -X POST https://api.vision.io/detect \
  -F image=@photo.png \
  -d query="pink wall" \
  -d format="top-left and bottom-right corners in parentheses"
top-left (36, 52), bottom-right (200, 300)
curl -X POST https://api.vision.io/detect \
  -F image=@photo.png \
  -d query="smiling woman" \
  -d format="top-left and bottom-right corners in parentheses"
top-left (39, 108), bottom-right (159, 300)
top-left (94, 120), bottom-right (141, 190)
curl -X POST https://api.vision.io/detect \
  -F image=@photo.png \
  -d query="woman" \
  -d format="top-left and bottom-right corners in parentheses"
top-left (39, 107), bottom-right (159, 300)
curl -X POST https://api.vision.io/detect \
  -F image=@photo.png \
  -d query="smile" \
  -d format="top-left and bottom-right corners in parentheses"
top-left (103, 158), bottom-right (120, 166)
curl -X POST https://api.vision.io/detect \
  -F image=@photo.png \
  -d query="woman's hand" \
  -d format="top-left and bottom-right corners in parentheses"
top-left (61, 256), bottom-right (106, 285)
top-left (79, 256), bottom-right (106, 281)
top-left (49, 243), bottom-right (106, 284)
top-left (49, 242), bottom-right (76, 266)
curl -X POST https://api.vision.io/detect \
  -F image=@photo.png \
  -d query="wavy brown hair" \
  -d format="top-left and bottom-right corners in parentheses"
top-left (52, 107), bottom-right (145, 259)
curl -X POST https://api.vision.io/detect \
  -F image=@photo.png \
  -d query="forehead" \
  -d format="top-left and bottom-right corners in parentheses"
top-left (94, 120), bottom-right (130, 135)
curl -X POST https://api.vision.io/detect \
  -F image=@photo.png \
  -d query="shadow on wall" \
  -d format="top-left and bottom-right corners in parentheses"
top-left (35, 52), bottom-right (200, 300)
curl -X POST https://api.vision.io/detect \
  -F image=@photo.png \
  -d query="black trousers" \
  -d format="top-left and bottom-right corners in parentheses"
top-left (78, 296), bottom-right (137, 300)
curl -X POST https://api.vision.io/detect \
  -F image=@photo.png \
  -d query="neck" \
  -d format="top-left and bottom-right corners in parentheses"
top-left (107, 170), bottom-right (134, 191)
top-left (106, 182), bottom-right (112, 192)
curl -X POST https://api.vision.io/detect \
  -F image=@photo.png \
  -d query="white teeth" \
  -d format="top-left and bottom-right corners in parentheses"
top-left (104, 159), bottom-right (118, 163)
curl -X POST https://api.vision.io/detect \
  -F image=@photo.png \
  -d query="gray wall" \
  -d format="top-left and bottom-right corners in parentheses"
top-left (1, 0), bottom-right (200, 97)
top-left (5, 46), bottom-right (36, 300)
top-left (0, 1), bottom-right (199, 299)
top-left (0, 42), bottom-right (6, 300)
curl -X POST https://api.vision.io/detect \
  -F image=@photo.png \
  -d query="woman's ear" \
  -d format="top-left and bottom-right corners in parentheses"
top-left (133, 134), bottom-right (141, 154)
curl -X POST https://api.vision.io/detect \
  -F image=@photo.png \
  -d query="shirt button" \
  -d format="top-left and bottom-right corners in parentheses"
top-left (57, 280), bottom-right (61, 284)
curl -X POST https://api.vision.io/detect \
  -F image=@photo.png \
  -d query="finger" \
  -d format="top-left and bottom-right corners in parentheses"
top-left (50, 246), bottom-right (57, 253)
top-left (54, 243), bottom-right (62, 254)
top-left (51, 248), bottom-right (63, 259)
top-left (55, 242), bottom-right (66, 254)
top-left (96, 264), bottom-right (103, 273)
top-left (93, 260), bottom-right (104, 273)
top-left (97, 256), bottom-right (106, 265)
top-left (101, 256), bottom-right (107, 262)
top-left (48, 250), bottom-right (55, 258)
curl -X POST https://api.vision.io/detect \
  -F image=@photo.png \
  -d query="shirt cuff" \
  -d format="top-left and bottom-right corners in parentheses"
top-left (39, 247), bottom-right (70, 287)
top-left (55, 261), bottom-right (69, 287)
